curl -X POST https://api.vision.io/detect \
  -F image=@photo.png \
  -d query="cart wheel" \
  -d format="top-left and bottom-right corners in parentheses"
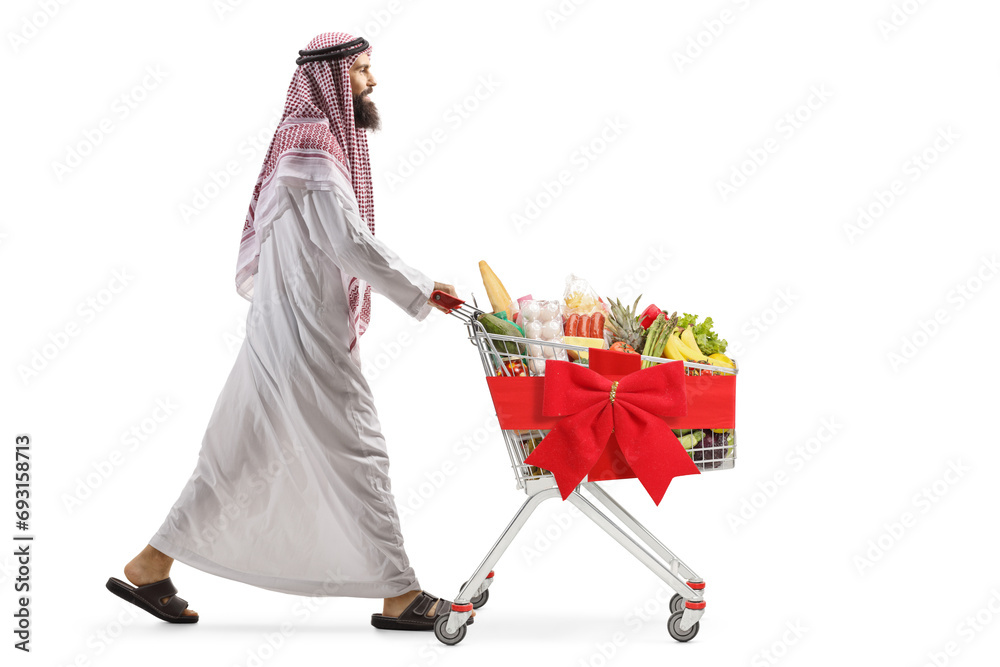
top-left (669, 593), bottom-right (684, 614)
top-left (667, 611), bottom-right (699, 642)
top-left (434, 614), bottom-right (467, 645)
top-left (461, 580), bottom-right (490, 609)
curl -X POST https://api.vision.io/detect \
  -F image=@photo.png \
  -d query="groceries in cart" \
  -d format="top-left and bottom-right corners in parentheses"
top-left (471, 261), bottom-right (738, 473)
top-left (475, 262), bottom-right (737, 374)
top-left (676, 428), bottom-right (736, 470)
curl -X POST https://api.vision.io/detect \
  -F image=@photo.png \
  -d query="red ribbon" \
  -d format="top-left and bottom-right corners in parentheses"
top-left (511, 348), bottom-right (701, 504)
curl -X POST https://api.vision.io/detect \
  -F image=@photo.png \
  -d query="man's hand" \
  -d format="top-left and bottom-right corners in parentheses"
top-left (428, 281), bottom-right (458, 313)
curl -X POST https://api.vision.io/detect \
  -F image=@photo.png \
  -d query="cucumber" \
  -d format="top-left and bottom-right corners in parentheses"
top-left (478, 312), bottom-right (526, 358)
top-left (491, 309), bottom-right (525, 336)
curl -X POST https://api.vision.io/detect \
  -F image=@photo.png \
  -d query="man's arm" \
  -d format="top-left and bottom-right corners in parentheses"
top-left (287, 183), bottom-right (435, 320)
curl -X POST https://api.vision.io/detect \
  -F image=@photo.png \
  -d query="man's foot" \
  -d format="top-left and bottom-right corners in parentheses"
top-left (382, 589), bottom-right (475, 620)
top-left (123, 545), bottom-right (198, 618)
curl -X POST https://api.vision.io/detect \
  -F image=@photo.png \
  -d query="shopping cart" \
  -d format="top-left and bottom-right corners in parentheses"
top-left (427, 290), bottom-right (738, 645)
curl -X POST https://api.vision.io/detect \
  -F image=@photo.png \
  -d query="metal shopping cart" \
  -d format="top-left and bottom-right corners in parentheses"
top-left (427, 291), bottom-right (738, 645)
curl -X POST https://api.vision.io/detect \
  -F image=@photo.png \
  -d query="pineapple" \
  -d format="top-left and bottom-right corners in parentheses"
top-left (605, 294), bottom-right (647, 352)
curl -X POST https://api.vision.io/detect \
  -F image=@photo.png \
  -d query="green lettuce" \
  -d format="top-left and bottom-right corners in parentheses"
top-left (678, 313), bottom-right (728, 355)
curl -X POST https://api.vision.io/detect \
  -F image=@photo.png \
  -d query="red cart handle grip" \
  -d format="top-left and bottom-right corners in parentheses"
top-left (430, 289), bottom-right (465, 313)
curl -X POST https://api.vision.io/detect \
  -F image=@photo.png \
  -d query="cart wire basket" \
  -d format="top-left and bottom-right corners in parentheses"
top-left (428, 291), bottom-right (737, 645)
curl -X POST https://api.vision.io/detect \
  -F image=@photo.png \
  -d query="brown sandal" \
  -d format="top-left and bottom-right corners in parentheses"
top-left (371, 591), bottom-right (473, 631)
top-left (106, 576), bottom-right (198, 624)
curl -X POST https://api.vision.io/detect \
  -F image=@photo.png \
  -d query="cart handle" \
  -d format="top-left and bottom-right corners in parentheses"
top-left (430, 289), bottom-right (465, 313)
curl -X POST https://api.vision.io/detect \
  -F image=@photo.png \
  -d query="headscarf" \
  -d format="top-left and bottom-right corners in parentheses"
top-left (236, 32), bottom-right (375, 352)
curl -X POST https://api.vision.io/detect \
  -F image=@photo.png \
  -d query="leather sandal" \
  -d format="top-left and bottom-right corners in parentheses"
top-left (371, 591), bottom-right (473, 631)
top-left (106, 576), bottom-right (198, 624)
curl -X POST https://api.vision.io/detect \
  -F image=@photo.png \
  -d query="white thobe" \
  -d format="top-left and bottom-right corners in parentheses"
top-left (150, 164), bottom-right (435, 598)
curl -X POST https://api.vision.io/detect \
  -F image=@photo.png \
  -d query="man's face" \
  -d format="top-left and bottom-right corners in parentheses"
top-left (350, 53), bottom-right (376, 96)
top-left (350, 53), bottom-right (380, 131)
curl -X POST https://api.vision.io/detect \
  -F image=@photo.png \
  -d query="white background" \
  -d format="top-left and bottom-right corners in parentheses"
top-left (2, 0), bottom-right (999, 665)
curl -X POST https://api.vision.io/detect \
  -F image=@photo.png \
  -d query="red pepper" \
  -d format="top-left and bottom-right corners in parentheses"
top-left (497, 359), bottom-right (527, 377)
top-left (639, 304), bottom-right (662, 329)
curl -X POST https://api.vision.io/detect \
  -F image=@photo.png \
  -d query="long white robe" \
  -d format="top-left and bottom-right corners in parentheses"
top-left (150, 163), bottom-right (435, 598)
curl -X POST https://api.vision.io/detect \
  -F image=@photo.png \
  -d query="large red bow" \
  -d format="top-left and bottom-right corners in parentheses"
top-left (523, 352), bottom-right (699, 504)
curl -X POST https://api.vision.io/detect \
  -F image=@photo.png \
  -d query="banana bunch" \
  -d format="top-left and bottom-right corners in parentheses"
top-left (664, 328), bottom-right (735, 368)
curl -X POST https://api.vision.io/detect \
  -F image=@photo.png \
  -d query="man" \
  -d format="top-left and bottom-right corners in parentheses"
top-left (105, 32), bottom-right (474, 631)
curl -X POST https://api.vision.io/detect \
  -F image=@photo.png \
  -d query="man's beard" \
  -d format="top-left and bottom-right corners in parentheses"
top-left (353, 91), bottom-right (381, 131)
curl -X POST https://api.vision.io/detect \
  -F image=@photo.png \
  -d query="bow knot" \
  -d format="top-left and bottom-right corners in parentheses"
top-left (523, 353), bottom-right (700, 505)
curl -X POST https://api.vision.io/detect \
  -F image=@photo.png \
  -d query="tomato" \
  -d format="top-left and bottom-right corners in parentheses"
top-left (610, 341), bottom-right (636, 354)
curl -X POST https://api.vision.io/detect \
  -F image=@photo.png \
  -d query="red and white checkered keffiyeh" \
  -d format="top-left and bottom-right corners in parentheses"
top-left (236, 31), bottom-right (375, 352)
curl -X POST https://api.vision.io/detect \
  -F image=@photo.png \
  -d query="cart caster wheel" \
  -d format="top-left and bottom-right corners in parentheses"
top-left (434, 614), bottom-right (467, 645)
top-left (669, 593), bottom-right (684, 614)
top-left (461, 580), bottom-right (490, 609)
top-left (667, 611), bottom-right (699, 642)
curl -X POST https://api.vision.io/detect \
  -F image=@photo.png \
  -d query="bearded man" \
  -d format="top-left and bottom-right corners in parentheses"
top-left (105, 32), bottom-right (473, 632)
